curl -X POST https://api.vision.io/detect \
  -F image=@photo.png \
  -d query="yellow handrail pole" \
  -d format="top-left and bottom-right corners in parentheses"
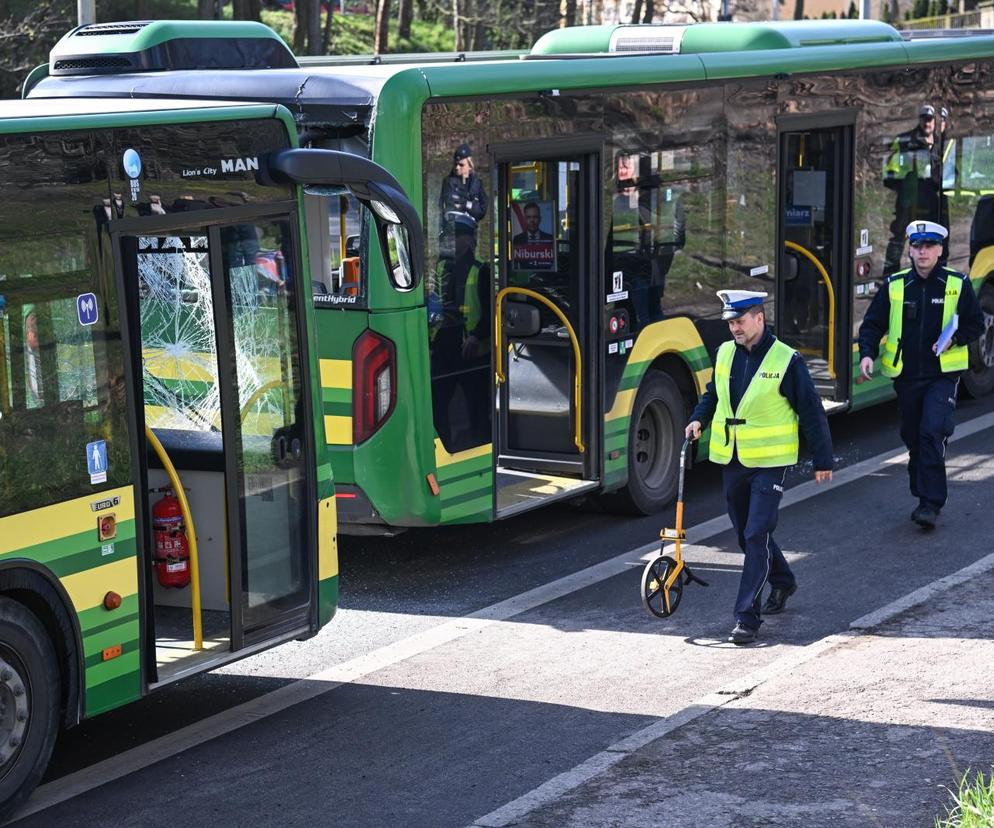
top-left (785, 240), bottom-right (836, 379)
top-left (494, 286), bottom-right (585, 453)
top-left (339, 195), bottom-right (348, 262)
top-left (240, 380), bottom-right (285, 424)
top-left (144, 426), bottom-right (203, 651)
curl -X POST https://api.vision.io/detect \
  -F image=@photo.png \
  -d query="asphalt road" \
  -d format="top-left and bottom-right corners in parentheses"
top-left (13, 390), bottom-right (994, 827)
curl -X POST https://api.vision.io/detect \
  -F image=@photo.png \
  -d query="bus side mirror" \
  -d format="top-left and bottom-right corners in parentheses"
top-left (265, 148), bottom-right (425, 293)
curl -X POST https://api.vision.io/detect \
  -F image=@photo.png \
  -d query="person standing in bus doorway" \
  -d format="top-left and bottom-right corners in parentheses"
top-left (685, 291), bottom-right (834, 645)
top-left (858, 221), bottom-right (985, 529)
top-left (429, 214), bottom-right (491, 449)
top-left (882, 104), bottom-right (944, 274)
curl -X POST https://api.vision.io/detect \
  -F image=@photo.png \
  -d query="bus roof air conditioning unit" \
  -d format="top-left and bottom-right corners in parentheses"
top-left (608, 25), bottom-right (688, 54)
top-left (49, 19), bottom-right (298, 77)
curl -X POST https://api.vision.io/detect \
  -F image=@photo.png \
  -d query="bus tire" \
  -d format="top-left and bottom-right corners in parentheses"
top-left (607, 370), bottom-right (683, 515)
top-left (0, 597), bottom-right (61, 821)
top-left (961, 282), bottom-right (994, 398)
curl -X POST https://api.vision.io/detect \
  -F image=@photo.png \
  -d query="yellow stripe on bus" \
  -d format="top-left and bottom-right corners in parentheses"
top-left (434, 440), bottom-right (492, 468)
top-left (606, 388), bottom-right (636, 422)
top-left (143, 348), bottom-right (283, 382)
top-left (324, 415), bottom-right (352, 445)
top-left (318, 496), bottom-right (339, 581)
top-left (0, 487), bottom-right (135, 557)
top-left (320, 359), bottom-right (352, 389)
top-left (62, 557), bottom-right (138, 613)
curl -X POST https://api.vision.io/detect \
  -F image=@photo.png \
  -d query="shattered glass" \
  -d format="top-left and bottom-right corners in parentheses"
top-left (137, 235), bottom-right (220, 432)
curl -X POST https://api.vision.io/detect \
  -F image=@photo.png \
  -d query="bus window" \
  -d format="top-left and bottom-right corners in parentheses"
top-left (0, 235), bottom-right (128, 517)
top-left (310, 193), bottom-right (367, 306)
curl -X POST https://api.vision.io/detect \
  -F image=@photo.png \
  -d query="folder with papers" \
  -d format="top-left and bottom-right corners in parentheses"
top-left (935, 313), bottom-right (958, 354)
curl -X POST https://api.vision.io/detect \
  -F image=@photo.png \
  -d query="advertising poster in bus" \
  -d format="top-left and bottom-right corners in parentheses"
top-left (511, 199), bottom-right (556, 271)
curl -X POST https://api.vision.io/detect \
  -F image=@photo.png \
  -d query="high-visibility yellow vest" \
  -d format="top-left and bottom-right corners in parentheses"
top-left (880, 269), bottom-right (968, 378)
top-left (708, 338), bottom-right (799, 468)
top-left (432, 258), bottom-right (487, 351)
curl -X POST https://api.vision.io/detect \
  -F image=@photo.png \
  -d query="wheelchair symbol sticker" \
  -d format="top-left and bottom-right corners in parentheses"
top-left (77, 293), bottom-right (98, 326)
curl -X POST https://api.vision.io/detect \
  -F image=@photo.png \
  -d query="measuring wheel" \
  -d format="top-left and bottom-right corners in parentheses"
top-left (640, 555), bottom-right (684, 618)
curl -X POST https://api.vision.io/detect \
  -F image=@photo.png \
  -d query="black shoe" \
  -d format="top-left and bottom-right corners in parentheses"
top-left (913, 504), bottom-right (938, 529)
top-left (728, 623), bottom-right (758, 645)
top-left (763, 583), bottom-right (798, 615)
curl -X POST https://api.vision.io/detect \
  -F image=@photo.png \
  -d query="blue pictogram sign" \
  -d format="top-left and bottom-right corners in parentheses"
top-left (77, 293), bottom-right (98, 326)
top-left (86, 440), bottom-right (108, 484)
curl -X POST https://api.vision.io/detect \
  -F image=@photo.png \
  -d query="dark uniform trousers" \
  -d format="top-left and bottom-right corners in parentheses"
top-left (894, 375), bottom-right (958, 510)
top-left (723, 464), bottom-right (795, 630)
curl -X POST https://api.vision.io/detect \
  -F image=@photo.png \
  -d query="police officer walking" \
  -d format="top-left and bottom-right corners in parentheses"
top-left (858, 220), bottom-right (985, 528)
top-left (686, 290), bottom-right (834, 645)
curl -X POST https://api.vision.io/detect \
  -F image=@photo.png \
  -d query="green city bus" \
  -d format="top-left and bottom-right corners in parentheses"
top-left (0, 86), bottom-right (421, 814)
top-left (27, 18), bottom-right (994, 533)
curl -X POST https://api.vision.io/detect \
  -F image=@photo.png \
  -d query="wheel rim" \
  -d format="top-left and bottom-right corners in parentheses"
top-left (0, 652), bottom-right (29, 782)
top-left (634, 399), bottom-right (673, 491)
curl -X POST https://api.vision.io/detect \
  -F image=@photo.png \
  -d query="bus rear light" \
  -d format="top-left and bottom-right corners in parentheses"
top-left (353, 330), bottom-right (396, 444)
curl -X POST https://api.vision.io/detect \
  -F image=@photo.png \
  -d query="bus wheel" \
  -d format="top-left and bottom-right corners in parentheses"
top-left (962, 283), bottom-right (994, 398)
top-left (608, 370), bottom-right (683, 515)
top-left (0, 598), bottom-right (60, 821)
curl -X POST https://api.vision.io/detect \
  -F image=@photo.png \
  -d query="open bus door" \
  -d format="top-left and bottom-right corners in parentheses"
top-left (494, 151), bottom-right (601, 518)
top-left (776, 118), bottom-right (854, 413)
top-left (111, 150), bottom-right (421, 684)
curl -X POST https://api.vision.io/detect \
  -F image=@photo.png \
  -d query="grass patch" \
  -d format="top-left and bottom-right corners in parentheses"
top-left (935, 769), bottom-right (994, 827)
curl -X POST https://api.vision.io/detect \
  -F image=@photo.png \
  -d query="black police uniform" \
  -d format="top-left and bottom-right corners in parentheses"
top-left (858, 264), bottom-right (984, 514)
top-left (691, 327), bottom-right (834, 631)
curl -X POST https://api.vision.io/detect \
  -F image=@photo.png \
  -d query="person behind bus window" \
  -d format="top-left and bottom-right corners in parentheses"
top-left (24, 310), bottom-right (42, 408)
top-left (610, 150), bottom-right (685, 328)
top-left (429, 214), bottom-right (491, 450)
top-left (438, 143), bottom-right (487, 258)
top-left (882, 104), bottom-right (945, 273)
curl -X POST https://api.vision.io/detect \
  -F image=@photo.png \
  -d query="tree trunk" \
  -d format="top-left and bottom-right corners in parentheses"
top-left (293, 0), bottom-right (308, 53)
top-left (563, 0), bottom-right (577, 26)
top-left (323, 2), bottom-right (335, 54)
top-left (631, 0), bottom-right (644, 22)
top-left (306, 0), bottom-right (321, 53)
top-left (398, 0), bottom-right (413, 40)
top-left (232, 0), bottom-right (262, 20)
top-left (197, 0), bottom-right (215, 18)
top-left (374, 0), bottom-right (392, 54)
top-left (793, 0), bottom-right (804, 18)
top-left (452, 0), bottom-right (462, 51)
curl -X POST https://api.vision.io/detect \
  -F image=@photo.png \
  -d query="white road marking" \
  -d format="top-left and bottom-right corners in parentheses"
top-left (14, 411), bottom-right (994, 823)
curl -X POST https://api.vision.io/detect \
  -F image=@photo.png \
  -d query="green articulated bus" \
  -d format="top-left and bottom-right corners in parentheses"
top-left (0, 88), bottom-right (422, 815)
top-left (26, 18), bottom-right (994, 534)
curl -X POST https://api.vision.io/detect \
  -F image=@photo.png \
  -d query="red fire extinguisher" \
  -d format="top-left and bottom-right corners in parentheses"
top-left (152, 489), bottom-right (191, 589)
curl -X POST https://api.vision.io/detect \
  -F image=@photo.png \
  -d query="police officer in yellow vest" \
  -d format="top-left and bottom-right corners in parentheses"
top-left (687, 291), bottom-right (834, 645)
top-left (429, 214), bottom-right (491, 448)
top-left (858, 220), bottom-right (985, 529)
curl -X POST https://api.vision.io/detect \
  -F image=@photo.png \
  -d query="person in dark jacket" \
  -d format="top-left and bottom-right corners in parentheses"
top-left (438, 144), bottom-right (487, 232)
top-left (858, 220), bottom-right (985, 528)
top-left (687, 290), bottom-right (834, 645)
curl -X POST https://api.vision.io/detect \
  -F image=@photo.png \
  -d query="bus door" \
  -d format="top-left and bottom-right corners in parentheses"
top-left (494, 153), bottom-right (600, 518)
top-left (115, 210), bottom-right (315, 684)
top-left (777, 121), bottom-right (854, 411)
